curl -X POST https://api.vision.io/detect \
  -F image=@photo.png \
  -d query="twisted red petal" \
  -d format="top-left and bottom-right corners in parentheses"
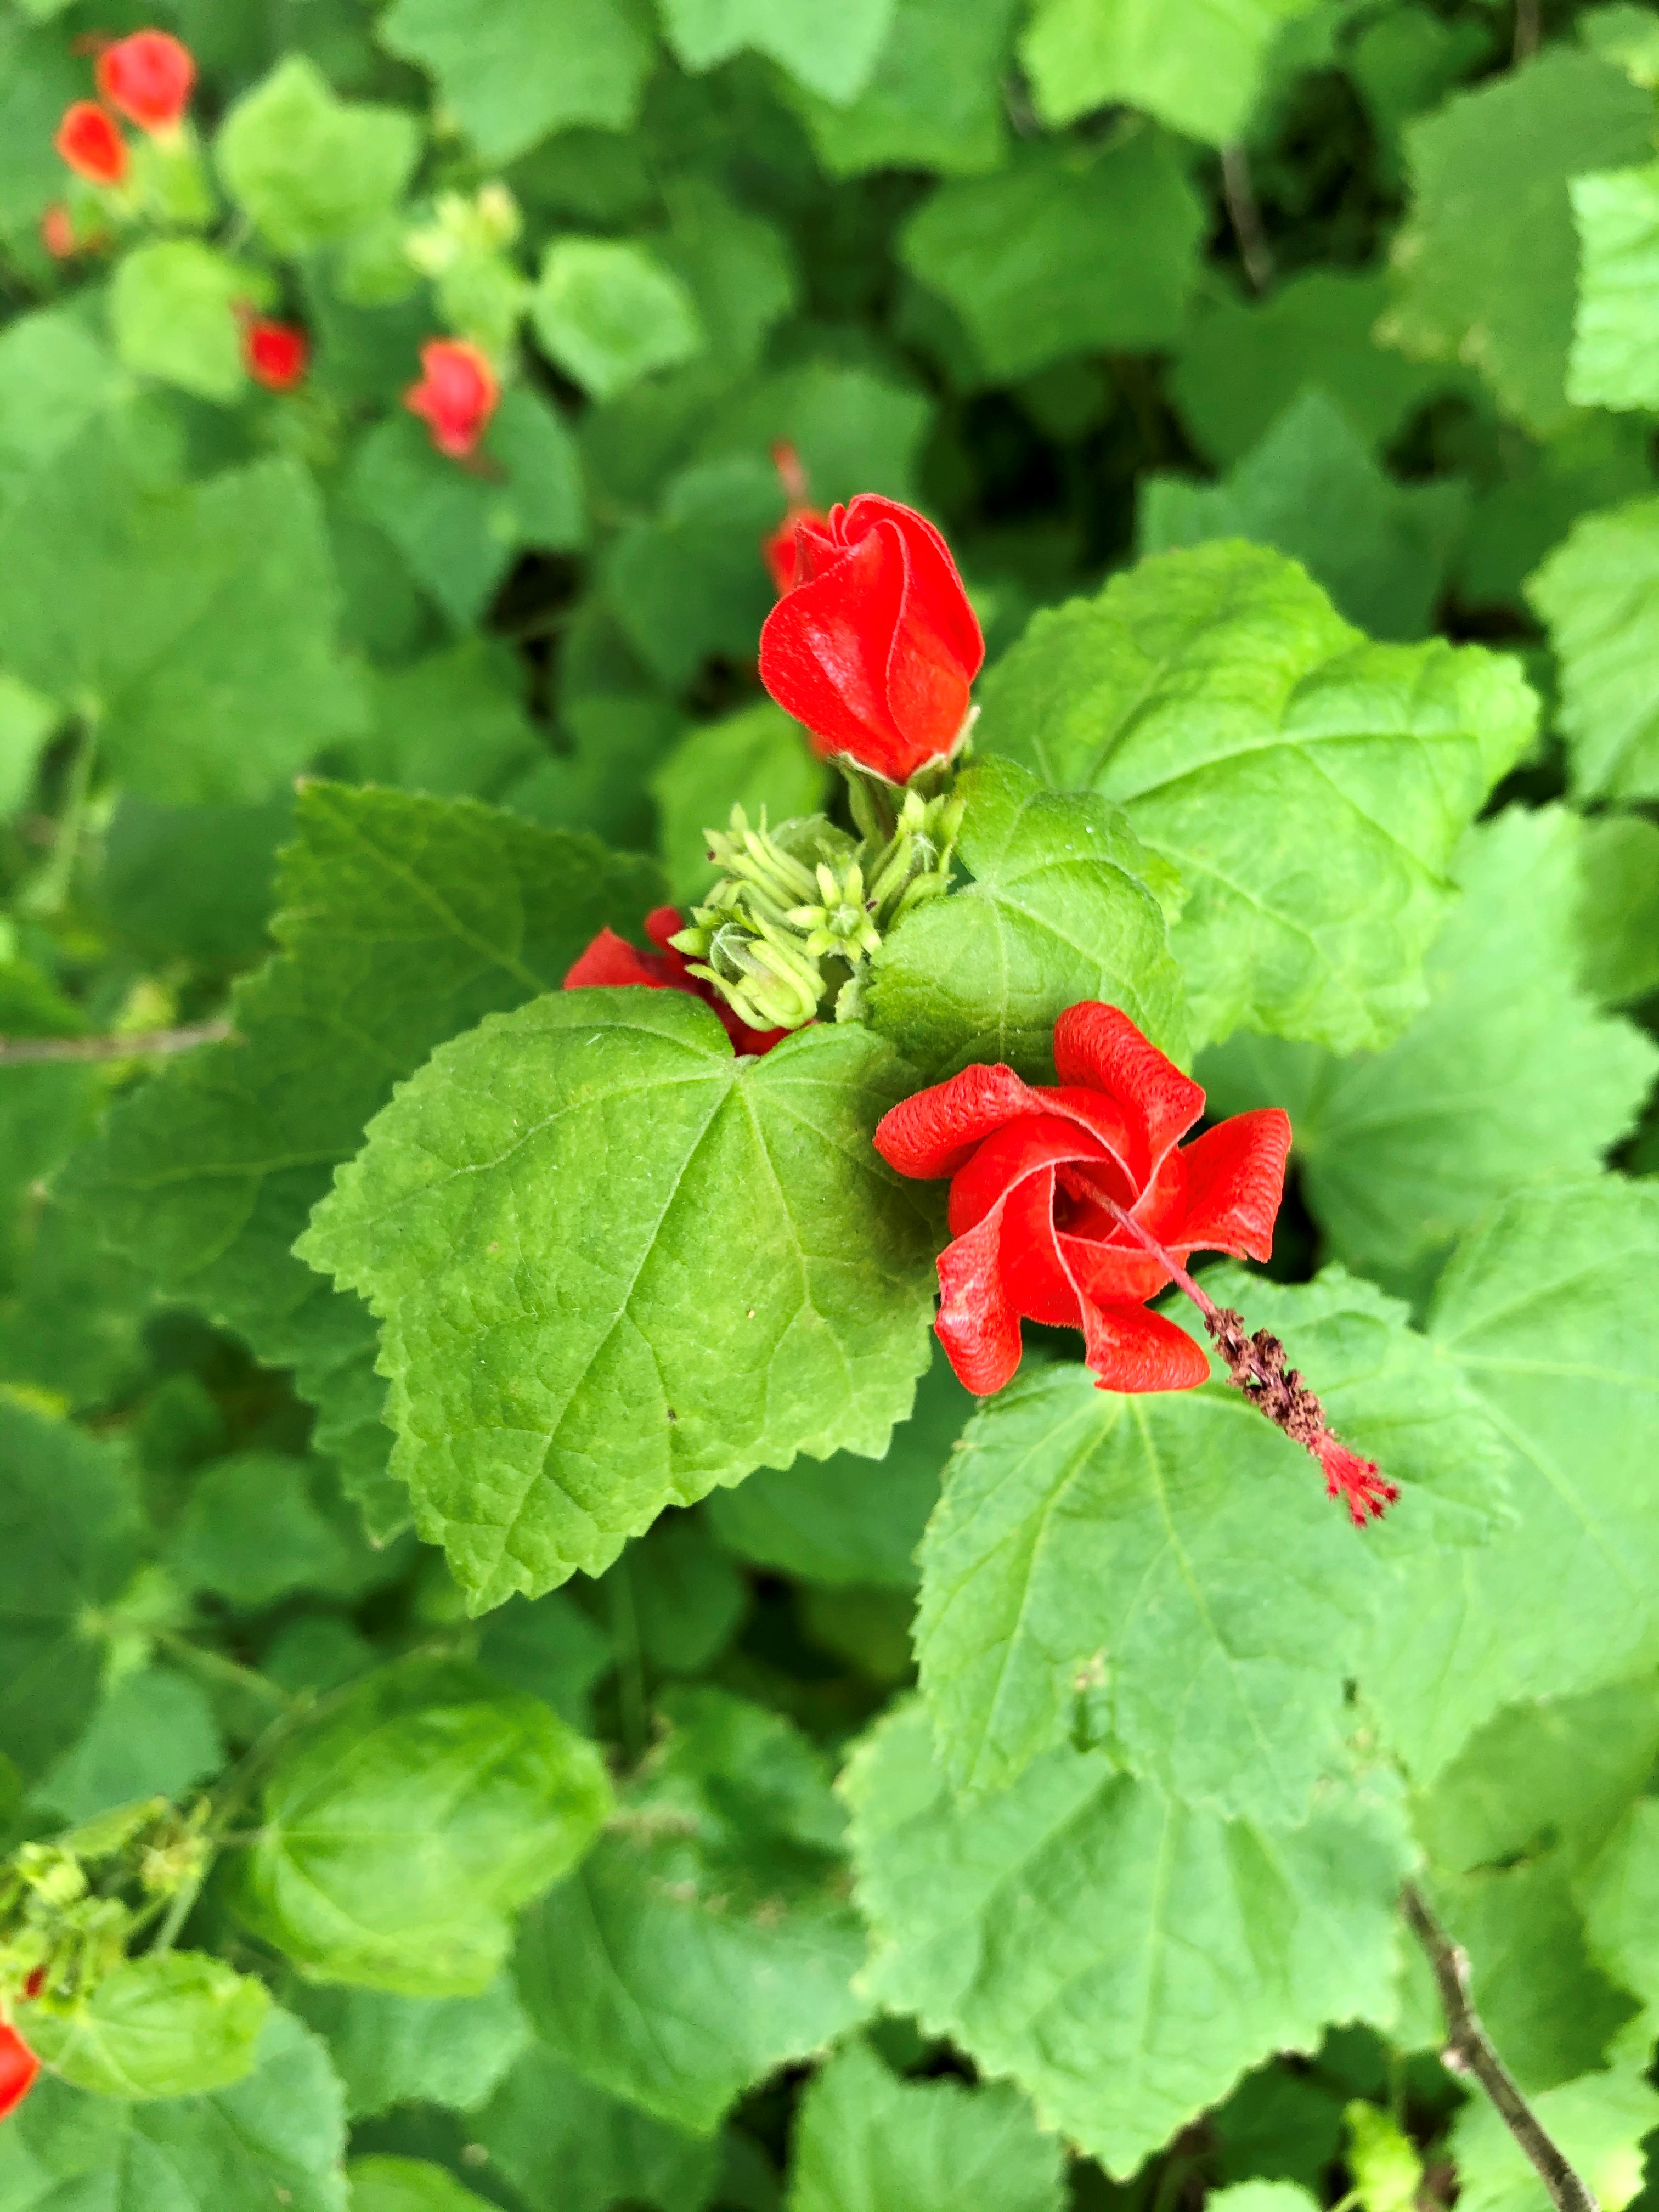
top-left (1173, 1108), bottom-right (1293, 1262)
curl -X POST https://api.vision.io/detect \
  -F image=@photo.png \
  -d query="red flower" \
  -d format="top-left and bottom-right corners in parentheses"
top-left (565, 906), bottom-right (789, 1057)
top-left (54, 102), bottom-right (127, 187)
top-left (242, 317), bottom-right (309, 392)
top-left (874, 1001), bottom-right (1291, 1397)
top-left (0, 2023), bottom-right (38, 2121)
top-left (96, 31), bottom-right (195, 134)
top-left (404, 339), bottom-right (499, 460)
top-left (759, 494), bottom-right (984, 784)
top-left (40, 203), bottom-right (76, 258)
top-left (761, 441), bottom-right (828, 594)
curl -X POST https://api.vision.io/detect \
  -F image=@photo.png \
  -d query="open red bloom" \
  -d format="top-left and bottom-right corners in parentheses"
top-left (0, 2023), bottom-right (38, 2120)
top-left (874, 1002), bottom-right (1292, 1397)
top-left (761, 441), bottom-right (828, 594)
top-left (242, 317), bottom-right (309, 392)
top-left (96, 31), bottom-right (195, 133)
top-left (565, 906), bottom-right (789, 1057)
top-left (404, 339), bottom-right (499, 460)
top-left (55, 101), bottom-right (127, 187)
top-left (759, 494), bottom-right (984, 783)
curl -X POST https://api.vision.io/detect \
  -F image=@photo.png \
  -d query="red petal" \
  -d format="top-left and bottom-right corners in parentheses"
top-left (935, 1205), bottom-right (1026, 1396)
top-left (946, 1114), bottom-right (1113, 1238)
top-left (563, 928), bottom-right (673, 991)
top-left (1057, 1233), bottom-right (1170, 1307)
top-left (1053, 1003), bottom-right (1204, 1176)
top-left (1073, 1301), bottom-right (1212, 1393)
top-left (1171, 1109), bottom-right (1292, 1262)
top-left (873, 1063), bottom-right (1047, 1180)
top-left (759, 526), bottom-right (910, 769)
top-left (842, 496), bottom-right (984, 682)
top-left (995, 1165), bottom-right (1085, 1326)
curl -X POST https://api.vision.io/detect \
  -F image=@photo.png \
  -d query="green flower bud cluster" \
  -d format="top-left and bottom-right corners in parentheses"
top-left (670, 783), bottom-right (966, 1035)
top-left (0, 1797), bottom-right (208, 2010)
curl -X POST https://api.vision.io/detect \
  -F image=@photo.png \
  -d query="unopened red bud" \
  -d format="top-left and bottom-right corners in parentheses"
top-left (404, 338), bottom-right (499, 460)
top-left (97, 30), bottom-right (195, 134)
top-left (55, 101), bottom-right (127, 187)
top-left (242, 317), bottom-right (309, 392)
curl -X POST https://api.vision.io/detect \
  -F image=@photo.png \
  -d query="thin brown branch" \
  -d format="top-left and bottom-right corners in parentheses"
top-left (0, 1019), bottom-right (234, 1066)
top-left (1221, 141), bottom-right (1274, 294)
top-left (1402, 1881), bottom-right (1598, 2212)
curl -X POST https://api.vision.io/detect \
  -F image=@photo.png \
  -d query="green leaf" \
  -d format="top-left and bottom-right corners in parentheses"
top-left (347, 2159), bottom-right (493, 2212)
top-left (476, 1590), bottom-right (614, 1729)
top-left (867, 756), bottom-right (1188, 1083)
top-left (506, 692), bottom-right (681, 854)
top-left (787, 2039), bottom-right (1064, 2212)
top-left (1451, 2065), bottom-right (1659, 2212)
top-left (1458, 415), bottom-right (1655, 616)
top-left (32, 1667), bottom-right (223, 1826)
top-left (0, 23), bottom-right (82, 239)
top-left (0, 670), bottom-right (58, 816)
top-left (28, 1954), bottom-right (270, 2101)
top-left (1021, 0), bottom-right (1320, 144)
top-left (1344, 2112), bottom-right (1421, 2212)
top-left (692, 361), bottom-right (933, 509)
top-left (62, 783), bottom-right (661, 1539)
top-left (110, 241), bottom-right (254, 406)
top-left (348, 2159), bottom-right (494, 2212)
top-left (289, 1977), bottom-right (528, 2120)
top-left (1581, 1798), bottom-right (1659, 2010)
top-left (0, 427), bottom-right (365, 804)
top-left (843, 1703), bottom-right (1413, 2178)
top-left (606, 454), bottom-right (786, 687)
top-left (653, 701), bottom-right (829, 905)
top-left (0, 1402), bottom-right (143, 1784)
top-left (917, 1263), bottom-right (1507, 1816)
top-left (1357, 1180), bottom-right (1659, 1781)
top-left (533, 238), bottom-right (706, 402)
top-left (1568, 163), bottom-right (1659, 411)
top-left (658, 0), bottom-right (898, 102)
top-left (656, 177), bottom-right (799, 384)
top-left (1527, 494), bottom-right (1659, 803)
top-left (216, 55), bottom-right (421, 255)
top-left (898, 132), bottom-right (1204, 384)
top-left (0, 2009), bottom-right (347, 2212)
top-left (1413, 1677), bottom-right (1659, 1878)
top-left (473, 2040), bottom-right (722, 2212)
top-left (300, 994), bottom-right (938, 1610)
top-left (165, 1453), bottom-right (368, 1612)
top-left (1141, 389), bottom-right (1467, 641)
top-left (234, 1657), bottom-right (612, 1995)
top-left (1421, 1857), bottom-right (1637, 2093)
top-left (1581, 4), bottom-right (1659, 88)
top-left (1200, 808), bottom-right (1659, 1283)
top-left (515, 1687), bottom-right (870, 2133)
top-left (979, 540), bottom-right (1536, 1053)
top-left (1378, 49), bottom-right (1654, 433)
top-left (1577, 814), bottom-right (1659, 1007)
top-left (331, 641), bottom-right (541, 802)
top-left (1170, 273), bottom-right (1453, 469)
top-left (377, 0), bottom-right (654, 162)
top-left (708, 1340), bottom-right (970, 1590)
top-left (624, 1510), bottom-right (749, 1674)
top-left (780, 0), bottom-right (1018, 179)
top-left (348, 391), bottom-right (586, 630)
top-left (1212, 2188), bottom-right (1321, 2212)
top-left (99, 794), bottom-right (291, 973)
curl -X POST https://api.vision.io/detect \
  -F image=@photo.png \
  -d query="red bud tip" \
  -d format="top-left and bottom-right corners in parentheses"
top-left (96, 30), bottom-right (195, 134)
top-left (403, 338), bottom-right (499, 460)
top-left (1317, 1435), bottom-right (1401, 1527)
top-left (54, 101), bottom-right (127, 187)
top-left (40, 203), bottom-right (76, 258)
top-left (242, 317), bottom-right (309, 392)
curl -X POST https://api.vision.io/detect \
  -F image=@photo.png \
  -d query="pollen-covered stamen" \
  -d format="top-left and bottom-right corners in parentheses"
top-left (1102, 1198), bottom-right (1400, 1525)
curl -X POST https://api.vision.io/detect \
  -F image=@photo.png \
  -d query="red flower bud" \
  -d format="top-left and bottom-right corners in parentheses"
top-left (40, 203), bottom-right (76, 258)
top-left (96, 31), bottom-right (195, 134)
top-left (54, 101), bottom-right (127, 187)
top-left (242, 317), bottom-right (309, 392)
top-left (759, 494), bottom-right (984, 783)
top-left (0, 2023), bottom-right (38, 2121)
top-left (565, 906), bottom-right (789, 1057)
top-left (404, 338), bottom-right (499, 460)
top-left (874, 1002), bottom-right (1291, 1397)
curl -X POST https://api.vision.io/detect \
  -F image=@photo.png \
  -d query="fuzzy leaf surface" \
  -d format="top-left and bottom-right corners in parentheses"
top-left (300, 995), bottom-right (938, 1607)
top-left (377, 0), bottom-right (654, 161)
top-left (978, 540), bottom-right (1536, 1052)
top-left (1021, 0), bottom-right (1320, 145)
top-left (1527, 494), bottom-right (1659, 802)
top-left (844, 1703), bottom-right (1413, 2177)
top-left (868, 757), bottom-right (1188, 1081)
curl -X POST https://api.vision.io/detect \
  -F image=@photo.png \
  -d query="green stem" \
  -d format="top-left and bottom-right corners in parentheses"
top-left (21, 716), bottom-right (98, 919)
top-left (608, 1555), bottom-right (648, 1767)
top-left (155, 1633), bottom-right (294, 1715)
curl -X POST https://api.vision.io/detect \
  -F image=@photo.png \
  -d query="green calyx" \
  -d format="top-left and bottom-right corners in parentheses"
top-left (672, 782), bottom-right (967, 1034)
